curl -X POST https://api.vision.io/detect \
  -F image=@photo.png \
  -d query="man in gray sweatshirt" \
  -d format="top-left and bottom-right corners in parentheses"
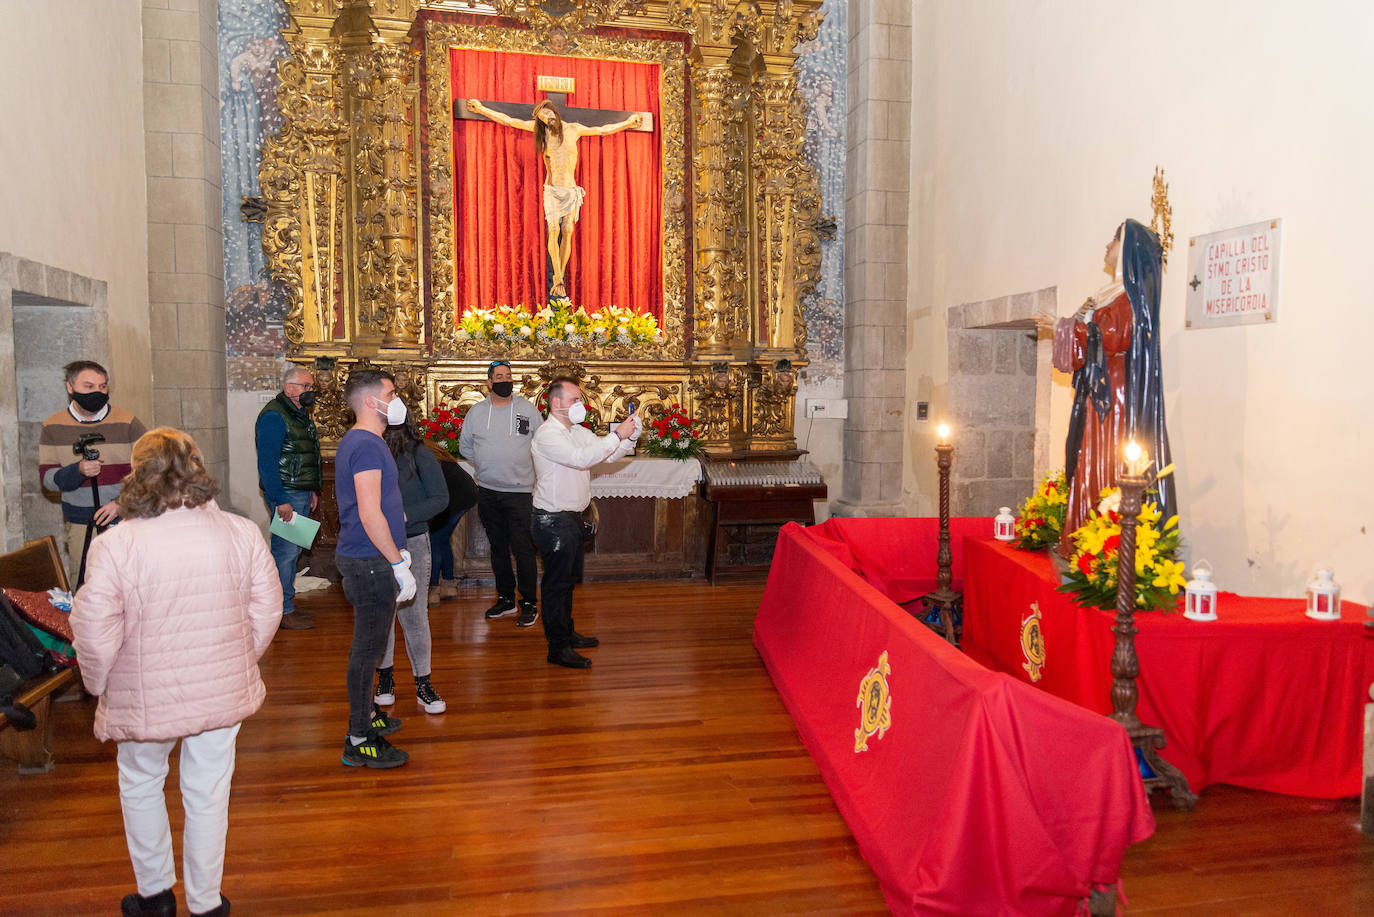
top-left (459, 360), bottom-right (544, 626)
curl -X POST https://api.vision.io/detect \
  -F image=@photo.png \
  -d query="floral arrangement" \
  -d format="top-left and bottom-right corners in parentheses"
top-left (456, 299), bottom-right (663, 347)
top-left (421, 404), bottom-right (463, 457)
top-left (1014, 469), bottom-right (1067, 550)
top-left (641, 403), bottom-right (703, 460)
top-left (1058, 487), bottom-right (1186, 611)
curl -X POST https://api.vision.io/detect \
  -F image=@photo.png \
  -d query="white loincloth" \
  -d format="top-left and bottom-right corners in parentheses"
top-left (543, 184), bottom-right (586, 223)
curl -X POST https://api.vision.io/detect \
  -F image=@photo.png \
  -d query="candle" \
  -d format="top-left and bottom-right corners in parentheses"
top-left (937, 423), bottom-right (950, 445)
top-left (1124, 440), bottom-right (1151, 476)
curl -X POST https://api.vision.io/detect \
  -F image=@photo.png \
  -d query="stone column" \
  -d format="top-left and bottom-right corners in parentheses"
top-left (834, 0), bottom-right (910, 516)
top-left (142, 0), bottom-right (228, 488)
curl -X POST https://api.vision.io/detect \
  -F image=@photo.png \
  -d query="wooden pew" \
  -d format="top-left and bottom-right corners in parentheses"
top-left (0, 536), bottom-right (80, 774)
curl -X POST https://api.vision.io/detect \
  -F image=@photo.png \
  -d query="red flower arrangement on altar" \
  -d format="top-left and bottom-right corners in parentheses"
top-left (642, 403), bottom-right (703, 460)
top-left (421, 404), bottom-right (463, 457)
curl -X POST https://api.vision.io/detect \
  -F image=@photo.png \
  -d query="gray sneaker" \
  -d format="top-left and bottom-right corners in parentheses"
top-left (516, 601), bottom-right (539, 627)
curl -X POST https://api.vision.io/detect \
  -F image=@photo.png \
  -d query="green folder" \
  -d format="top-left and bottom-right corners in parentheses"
top-left (269, 511), bottom-right (320, 549)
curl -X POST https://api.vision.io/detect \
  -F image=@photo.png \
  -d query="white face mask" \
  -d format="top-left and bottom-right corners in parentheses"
top-left (375, 394), bottom-right (407, 426)
top-left (565, 402), bottom-right (587, 425)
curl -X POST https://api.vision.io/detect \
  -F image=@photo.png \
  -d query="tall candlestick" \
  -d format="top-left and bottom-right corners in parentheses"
top-left (917, 433), bottom-right (960, 644)
top-left (1110, 460), bottom-right (1197, 810)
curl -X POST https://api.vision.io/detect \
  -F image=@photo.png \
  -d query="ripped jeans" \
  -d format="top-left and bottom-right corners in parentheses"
top-left (530, 509), bottom-right (584, 651)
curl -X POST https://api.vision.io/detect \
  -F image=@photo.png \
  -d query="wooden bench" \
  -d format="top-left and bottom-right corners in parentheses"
top-left (0, 536), bottom-right (80, 774)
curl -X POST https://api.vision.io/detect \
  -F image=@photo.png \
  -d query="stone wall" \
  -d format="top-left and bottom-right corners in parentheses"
top-left (836, 0), bottom-right (911, 517)
top-left (945, 287), bottom-right (1055, 515)
top-left (143, 0), bottom-right (230, 492)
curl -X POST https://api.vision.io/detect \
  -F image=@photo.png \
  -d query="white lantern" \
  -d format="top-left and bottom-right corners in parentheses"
top-left (1183, 561), bottom-right (1218, 621)
top-left (1305, 569), bottom-right (1342, 621)
top-left (994, 507), bottom-right (1016, 541)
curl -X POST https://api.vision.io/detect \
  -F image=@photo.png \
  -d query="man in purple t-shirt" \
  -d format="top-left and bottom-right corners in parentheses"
top-left (335, 369), bottom-right (416, 769)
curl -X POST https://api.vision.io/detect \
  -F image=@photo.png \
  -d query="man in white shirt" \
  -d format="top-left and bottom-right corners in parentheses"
top-left (530, 377), bottom-right (639, 668)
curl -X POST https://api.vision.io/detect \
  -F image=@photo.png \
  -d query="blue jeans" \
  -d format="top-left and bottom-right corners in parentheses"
top-left (267, 490), bottom-right (314, 615)
top-left (428, 509), bottom-right (466, 585)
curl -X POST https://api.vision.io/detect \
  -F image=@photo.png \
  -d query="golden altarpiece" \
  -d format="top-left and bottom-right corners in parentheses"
top-left (261, 0), bottom-right (826, 576)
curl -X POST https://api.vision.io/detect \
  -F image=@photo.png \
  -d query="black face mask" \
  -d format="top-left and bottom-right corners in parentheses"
top-left (297, 390), bottom-right (317, 408)
top-left (491, 381), bottom-right (514, 398)
top-left (71, 390), bottom-right (109, 413)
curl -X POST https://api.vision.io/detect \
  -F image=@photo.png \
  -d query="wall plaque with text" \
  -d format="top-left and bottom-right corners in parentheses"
top-left (1184, 218), bottom-right (1281, 329)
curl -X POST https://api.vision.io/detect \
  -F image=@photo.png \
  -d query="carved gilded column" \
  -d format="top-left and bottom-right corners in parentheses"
top-left (747, 1), bottom-right (822, 358)
top-left (261, 40), bottom-right (346, 346)
top-left (344, 39), bottom-right (422, 348)
top-left (687, 55), bottom-right (749, 357)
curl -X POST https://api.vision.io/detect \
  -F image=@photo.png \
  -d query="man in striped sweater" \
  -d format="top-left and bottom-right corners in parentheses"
top-left (37, 361), bottom-right (148, 581)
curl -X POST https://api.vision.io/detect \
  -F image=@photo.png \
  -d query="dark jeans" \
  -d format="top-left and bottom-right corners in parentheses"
top-left (530, 509), bottom-right (583, 651)
top-left (476, 488), bottom-right (537, 603)
top-left (336, 552), bottom-right (397, 737)
top-left (266, 490), bottom-right (314, 615)
top-left (428, 508), bottom-right (467, 585)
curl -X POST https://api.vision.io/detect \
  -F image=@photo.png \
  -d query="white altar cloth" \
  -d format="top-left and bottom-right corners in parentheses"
top-left (460, 456), bottom-right (701, 500)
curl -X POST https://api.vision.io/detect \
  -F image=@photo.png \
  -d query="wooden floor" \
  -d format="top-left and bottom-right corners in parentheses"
top-left (2, 578), bottom-right (1372, 915)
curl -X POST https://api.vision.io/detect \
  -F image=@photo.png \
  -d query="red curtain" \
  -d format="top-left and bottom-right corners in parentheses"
top-left (451, 48), bottom-right (661, 317)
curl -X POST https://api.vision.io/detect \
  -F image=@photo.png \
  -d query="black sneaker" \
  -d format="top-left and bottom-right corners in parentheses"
top-left (516, 601), bottom-right (539, 627)
top-left (374, 667), bottom-right (396, 706)
top-left (485, 597), bottom-right (518, 619)
top-left (416, 676), bottom-right (446, 714)
top-left (369, 705), bottom-right (402, 735)
top-left (341, 733), bottom-right (409, 769)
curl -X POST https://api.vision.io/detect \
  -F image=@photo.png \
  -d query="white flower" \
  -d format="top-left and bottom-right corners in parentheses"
top-left (564, 323), bottom-right (576, 334)
top-left (493, 322), bottom-right (506, 335)
top-left (1097, 490), bottom-right (1122, 515)
top-left (519, 325), bottom-right (532, 338)
top-left (456, 329), bottom-right (471, 341)
top-left (594, 327), bottom-right (607, 339)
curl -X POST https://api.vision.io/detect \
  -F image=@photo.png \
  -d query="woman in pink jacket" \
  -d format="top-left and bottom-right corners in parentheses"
top-left (71, 427), bottom-right (282, 917)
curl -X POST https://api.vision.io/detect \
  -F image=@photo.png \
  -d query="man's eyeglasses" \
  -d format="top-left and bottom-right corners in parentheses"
top-left (285, 381), bottom-right (315, 390)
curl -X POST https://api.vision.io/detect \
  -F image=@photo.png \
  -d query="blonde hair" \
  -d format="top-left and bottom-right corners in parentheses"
top-left (117, 427), bottom-right (220, 519)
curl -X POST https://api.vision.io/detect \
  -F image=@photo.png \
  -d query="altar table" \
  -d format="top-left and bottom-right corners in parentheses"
top-left (755, 519), bottom-right (1153, 916)
top-left (961, 537), bottom-right (1374, 799)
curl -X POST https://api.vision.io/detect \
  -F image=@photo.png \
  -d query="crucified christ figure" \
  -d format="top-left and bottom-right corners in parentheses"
top-left (466, 98), bottom-right (642, 299)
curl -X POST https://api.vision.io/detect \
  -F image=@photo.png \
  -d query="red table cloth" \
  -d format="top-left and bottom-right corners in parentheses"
top-left (961, 537), bottom-right (1374, 798)
top-left (755, 520), bottom-right (1154, 916)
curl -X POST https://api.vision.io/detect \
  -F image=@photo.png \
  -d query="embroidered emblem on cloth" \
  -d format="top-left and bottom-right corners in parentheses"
top-left (1021, 602), bottom-right (1046, 682)
top-left (854, 651), bottom-right (893, 753)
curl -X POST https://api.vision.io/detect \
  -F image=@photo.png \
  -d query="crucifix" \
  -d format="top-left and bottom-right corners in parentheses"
top-left (455, 75), bottom-right (654, 299)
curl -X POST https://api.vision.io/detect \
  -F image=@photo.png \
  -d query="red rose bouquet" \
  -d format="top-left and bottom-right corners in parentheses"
top-left (642, 403), bottom-right (702, 460)
top-left (422, 404), bottom-right (463, 457)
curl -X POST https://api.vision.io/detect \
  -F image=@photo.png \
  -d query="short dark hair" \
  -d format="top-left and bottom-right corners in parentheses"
top-left (487, 360), bottom-right (511, 380)
top-left (64, 360), bottom-right (108, 385)
top-left (547, 376), bottom-right (580, 402)
top-left (344, 369), bottom-right (395, 411)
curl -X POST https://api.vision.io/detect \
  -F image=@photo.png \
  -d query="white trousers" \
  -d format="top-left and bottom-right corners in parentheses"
top-left (116, 723), bottom-right (240, 914)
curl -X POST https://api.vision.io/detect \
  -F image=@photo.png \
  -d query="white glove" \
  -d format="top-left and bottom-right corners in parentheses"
top-left (392, 554), bottom-right (417, 603)
top-left (629, 415), bottom-right (642, 442)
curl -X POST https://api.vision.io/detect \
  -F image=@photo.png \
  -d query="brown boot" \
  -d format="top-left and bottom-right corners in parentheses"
top-left (427, 586), bottom-right (441, 606)
top-left (439, 578), bottom-right (458, 599)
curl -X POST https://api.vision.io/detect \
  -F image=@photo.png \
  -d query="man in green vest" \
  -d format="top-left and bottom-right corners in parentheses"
top-left (256, 364), bottom-right (323, 629)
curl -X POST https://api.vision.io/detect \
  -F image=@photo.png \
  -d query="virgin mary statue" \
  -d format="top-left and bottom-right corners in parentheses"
top-left (1054, 218), bottom-right (1176, 558)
